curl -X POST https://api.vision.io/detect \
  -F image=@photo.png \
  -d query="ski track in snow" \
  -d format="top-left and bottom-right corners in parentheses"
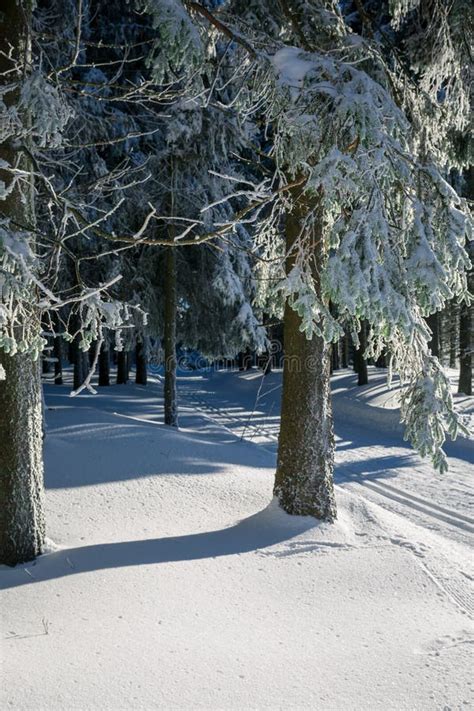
top-left (180, 380), bottom-right (473, 534)
top-left (178, 369), bottom-right (474, 618)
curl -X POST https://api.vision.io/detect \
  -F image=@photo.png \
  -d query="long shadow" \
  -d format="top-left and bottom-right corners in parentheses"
top-left (0, 503), bottom-right (316, 591)
top-left (44, 405), bottom-right (272, 490)
top-left (334, 453), bottom-right (416, 483)
top-left (43, 373), bottom-right (473, 491)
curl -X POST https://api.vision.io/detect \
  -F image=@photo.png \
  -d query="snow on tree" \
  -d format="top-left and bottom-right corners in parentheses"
top-left (0, 0), bottom-right (183, 561)
top-left (0, 0), bottom-right (46, 565)
top-left (172, 0), bottom-right (472, 517)
top-left (1, 0), bottom-right (471, 567)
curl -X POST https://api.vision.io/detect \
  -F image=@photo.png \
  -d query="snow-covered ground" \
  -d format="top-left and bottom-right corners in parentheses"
top-left (1, 367), bottom-right (473, 710)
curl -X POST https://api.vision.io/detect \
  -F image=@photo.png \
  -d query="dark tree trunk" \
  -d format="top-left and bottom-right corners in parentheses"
top-left (331, 340), bottom-right (340, 371)
top-left (341, 332), bottom-right (349, 368)
top-left (135, 340), bottom-right (148, 385)
top-left (274, 185), bottom-right (336, 520)
top-left (272, 322), bottom-right (284, 367)
top-left (164, 247), bottom-right (178, 426)
top-left (448, 302), bottom-right (458, 369)
top-left (458, 256), bottom-right (472, 395)
top-left (237, 349), bottom-right (253, 370)
top-left (354, 322), bottom-right (368, 385)
top-left (53, 334), bottom-right (63, 385)
top-left (71, 317), bottom-right (87, 391)
top-left (89, 341), bottom-right (97, 368)
top-left (458, 174), bottom-right (473, 395)
top-left (41, 317), bottom-right (52, 374)
top-left (426, 312), bottom-right (440, 359)
top-left (42, 341), bottom-right (52, 374)
top-left (258, 350), bottom-right (272, 375)
top-left (258, 318), bottom-right (273, 375)
top-left (0, 351), bottom-right (45, 565)
top-left (116, 350), bottom-right (129, 385)
top-left (0, 1), bottom-right (45, 565)
top-left (375, 351), bottom-right (387, 368)
top-left (98, 340), bottom-right (110, 386)
top-left (75, 351), bottom-right (88, 390)
top-left (458, 299), bottom-right (472, 395)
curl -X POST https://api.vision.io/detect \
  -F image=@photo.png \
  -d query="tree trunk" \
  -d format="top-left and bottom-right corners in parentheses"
top-left (274, 186), bottom-right (336, 520)
top-left (341, 332), bottom-right (349, 368)
top-left (42, 340), bottom-right (52, 374)
top-left (75, 350), bottom-right (88, 391)
top-left (426, 312), bottom-right (440, 359)
top-left (458, 247), bottom-right (472, 396)
top-left (258, 350), bottom-right (272, 374)
top-left (89, 341), bottom-right (97, 368)
top-left (0, 0), bottom-right (45, 565)
top-left (458, 171), bottom-right (472, 394)
top-left (237, 349), bottom-right (253, 370)
top-left (449, 301), bottom-right (458, 369)
top-left (68, 340), bottom-right (75, 365)
top-left (458, 298), bottom-right (472, 395)
top-left (354, 322), bottom-right (368, 385)
top-left (135, 339), bottom-right (148, 385)
top-left (164, 247), bottom-right (178, 426)
top-left (116, 350), bottom-right (129, 385)
top-left (98, 340), bottom-right (110, 386)
top-left (258, 318), bottom-right (273, 374)
top-left (71, 317), bottom-right (87, 391)
top-left (375, 350), bottom-right (387, 368)
top-left (0, 351), bottom-right (45, 565)
top-left (331, 340), bottom-right (340, 371)
top-left (53, 334), bottom-right (63, 385)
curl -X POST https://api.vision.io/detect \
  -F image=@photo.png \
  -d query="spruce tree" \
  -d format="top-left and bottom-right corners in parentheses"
top-left (176, 0), bottom-right (471, 517)
top-left (0, 0), bottom-right (45, 565)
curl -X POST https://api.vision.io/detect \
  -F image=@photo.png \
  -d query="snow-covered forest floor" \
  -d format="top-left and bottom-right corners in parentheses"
top-left (1, 367), bottom-right (473, 710)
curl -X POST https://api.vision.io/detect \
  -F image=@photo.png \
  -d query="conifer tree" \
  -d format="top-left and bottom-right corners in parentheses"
top-left (175, 0), bottom-right (471, 517)
top-left (0, 0), bottom-right (45, 565)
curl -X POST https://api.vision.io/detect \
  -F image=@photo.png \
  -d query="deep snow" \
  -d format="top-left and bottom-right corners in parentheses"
top-left (0, 366), bottom-right (473, 710)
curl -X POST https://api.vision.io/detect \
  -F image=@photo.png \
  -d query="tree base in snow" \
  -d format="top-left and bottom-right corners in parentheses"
top-left (0, 351), bottom-right (45, 566)
top-left (274, 482), bottom-right (337, 522)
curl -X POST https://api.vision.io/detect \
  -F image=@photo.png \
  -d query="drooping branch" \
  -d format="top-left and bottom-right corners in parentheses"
top-left (184, 2), bottom-right (257, 58)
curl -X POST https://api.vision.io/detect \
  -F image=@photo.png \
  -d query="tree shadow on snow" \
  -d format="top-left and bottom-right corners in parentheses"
top-left (0, 502), bottom-right (316, 590)
top-left (334, 452), bottom-right (417, 483)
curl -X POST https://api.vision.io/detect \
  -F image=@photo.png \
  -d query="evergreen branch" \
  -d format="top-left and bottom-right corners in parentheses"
top-left (184, 2), bottom-right (257, 58)
top-left (67, 176), bottom-right (308, 248)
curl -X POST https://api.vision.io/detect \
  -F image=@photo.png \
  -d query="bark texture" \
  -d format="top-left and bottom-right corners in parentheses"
top-left (274, 186), bottom-right (336, 520)
top-left (0, 353), bottom-right (45, 564)
top-left (0, 0), bottom-right (45, 564)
